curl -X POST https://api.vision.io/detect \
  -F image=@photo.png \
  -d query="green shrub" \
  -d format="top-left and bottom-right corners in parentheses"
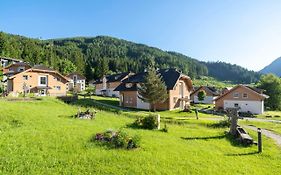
top-left (137, 114), bottom-right (158, 130)
top-left (94, 129), bottom-right (140, 149)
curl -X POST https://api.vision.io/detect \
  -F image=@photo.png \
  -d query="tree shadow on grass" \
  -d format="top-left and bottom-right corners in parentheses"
top-left (225, 151), bottom-right (260, 156)
top-left (181, 132), bottom-right (254, 148)
top-left (71, 98), bottom-right (122, 114)
top-left (181, 134), bottom-right (226, 141)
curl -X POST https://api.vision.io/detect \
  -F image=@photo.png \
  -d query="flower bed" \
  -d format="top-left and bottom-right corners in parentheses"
top-left (93, 129), bottom-right (140, 149)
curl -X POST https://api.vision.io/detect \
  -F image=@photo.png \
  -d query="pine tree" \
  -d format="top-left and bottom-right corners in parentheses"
top-left (197, 90), bottom-right (206, 102)
top-left (138, 64), bottom-right (168, 111)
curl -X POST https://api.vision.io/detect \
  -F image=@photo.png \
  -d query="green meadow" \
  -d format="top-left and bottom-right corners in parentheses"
top-left (0, 97), bottom-right (280, 174)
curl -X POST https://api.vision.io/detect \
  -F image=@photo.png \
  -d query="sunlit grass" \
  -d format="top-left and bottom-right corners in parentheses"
top-left (0, 98), bottom-right (280, 174)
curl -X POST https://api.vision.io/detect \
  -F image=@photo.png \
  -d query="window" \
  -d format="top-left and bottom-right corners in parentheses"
top-left (173, 97), bottom-right (178, 103)
top-left (125, 83), bottom-right (133, 88)
top-left (39, 76), bottom-right (47, 86)
top-left (242, 93), bottom-right (248, 98)
top-left (23, 75), bottom-right (28, 80)
top-left (234, 103), bottom-right (239, 108)
top-left (233, 92), bottom-right (239, 98)
top-left (56, 86), bottom-right (61, 90)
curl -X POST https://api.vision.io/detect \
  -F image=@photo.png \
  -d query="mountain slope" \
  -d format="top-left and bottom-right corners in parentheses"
top-left (205, 61), bottom-right (261, 83)
top-left (260, 57), bottom-right (281, 76)
top-left (0, 32), bottom-right (260, 83)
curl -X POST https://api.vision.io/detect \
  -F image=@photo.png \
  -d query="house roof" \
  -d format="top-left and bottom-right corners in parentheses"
top-left (191, 86), bottom-right (220, 96)
top-left (0, 56), bottom-right (23, 62)
top-left (2, 62), bottom-right (31, 70)
top-left (93, 72), bottom-right (131, 84)
top-left (9, 65), bottom-right (69, 82)
top-left (114, 68), bottom-right (192, 91)
top-left (32, 65), bottom-right (55, 71)
top-left (66, 72), bottom-right (86, 80)
top-left (214, 85), bottom-right (269, 101)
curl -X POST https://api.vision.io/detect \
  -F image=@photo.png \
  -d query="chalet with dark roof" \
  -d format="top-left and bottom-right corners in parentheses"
top-left (92, 72), bottom-right (132, 97)
top-left (190, 86), bottom-right (220, 104)
top-left (114, 68), bottom-right (193, 110)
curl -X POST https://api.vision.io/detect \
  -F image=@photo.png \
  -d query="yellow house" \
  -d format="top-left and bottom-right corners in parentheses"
top-left (7, 65), bottom-right (69, 97)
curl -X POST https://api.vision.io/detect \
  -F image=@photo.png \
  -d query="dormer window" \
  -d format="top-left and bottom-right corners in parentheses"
top-left (125, 83), bottom-right (133, 88)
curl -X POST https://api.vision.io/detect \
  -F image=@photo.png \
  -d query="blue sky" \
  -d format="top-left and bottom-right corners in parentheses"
top-left (1, 0), bottom-right (281, 71)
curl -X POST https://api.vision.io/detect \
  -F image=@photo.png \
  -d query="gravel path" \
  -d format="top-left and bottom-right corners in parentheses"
top-left (241, 117), bottom-right (281, 123)
top-left (243, 125), bottom-right (281, 147)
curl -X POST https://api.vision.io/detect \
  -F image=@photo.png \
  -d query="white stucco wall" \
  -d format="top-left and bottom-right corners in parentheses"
top-left (107, 88), bottom-right (120, 97)
top-left (194, 96), bottom-right (216, 104)
top-left (136, 95), bottom-right (150, 110)
top-left (223, 100), bottom-right (264, 114)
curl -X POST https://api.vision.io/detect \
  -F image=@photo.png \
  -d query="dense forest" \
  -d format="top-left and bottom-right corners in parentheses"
top-left (205, 62), bottom-right (261, 83)
top-left (0, 32), bottom-right (260, 83)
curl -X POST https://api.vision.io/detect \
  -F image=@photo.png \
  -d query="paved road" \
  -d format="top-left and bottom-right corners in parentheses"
top-left (243, 125), bottom-right (281, 147)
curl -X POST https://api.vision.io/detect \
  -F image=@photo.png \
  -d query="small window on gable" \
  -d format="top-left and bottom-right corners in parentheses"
top-left (23, 75), bottom-right (28, 80)
top-left (233, 92), bottom-right (239, 98)
top-left (125, 83), bottom-right (133, 88)
top-left (242, 93), bottom-right (248, 98)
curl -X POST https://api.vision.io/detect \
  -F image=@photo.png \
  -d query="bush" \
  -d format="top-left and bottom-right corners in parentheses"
top-left (132, 114), bottom-right (158, 130)
top-left (238, 111), bottom-right (256, 118)
top-left (93, 129), bottom-right (140, 149)
top-left (142, 115), bottom-right (158, 129)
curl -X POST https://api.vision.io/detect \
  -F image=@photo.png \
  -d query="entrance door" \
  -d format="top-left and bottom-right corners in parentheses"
top-left (39, 89), bottom-right (46, 96)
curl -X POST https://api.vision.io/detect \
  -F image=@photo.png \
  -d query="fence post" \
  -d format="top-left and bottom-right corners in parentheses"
top-left (258, 128), bottom-right (262, 153)
top-left (157, 114), bottom-right (160, 130)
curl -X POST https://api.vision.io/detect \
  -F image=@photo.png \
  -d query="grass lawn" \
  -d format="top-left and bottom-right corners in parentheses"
top-left (91, 95), bottom-right (120, 107)
top-left (0, 98), bottom-right (281, 174)
top-left (256, 111), bottom-right (281, 120)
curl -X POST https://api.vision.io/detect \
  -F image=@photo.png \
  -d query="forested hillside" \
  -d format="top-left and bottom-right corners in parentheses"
top-left (0, 32), bottom-right (260, 83)
top-left (204, 61), bottom-right (261, 83)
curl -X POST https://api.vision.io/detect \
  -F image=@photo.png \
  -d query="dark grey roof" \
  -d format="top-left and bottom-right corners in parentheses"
top-left (191, 86), bottom-right (220, 96)
top-left (32, 65), bottom-right (55, 71)
top-left (94, 72), bottom-right (130, 84)
top-left (66, 72), bottom-right (86, 80)
top-left (114, 68), bottom-right (188, 91)
top-left (0, 56), bottom-right (22, 62)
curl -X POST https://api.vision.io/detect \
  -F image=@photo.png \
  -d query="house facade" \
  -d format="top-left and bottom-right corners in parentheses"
top-left (190, 86), bottom-right (220, 104)
top-left (7, 65), bottom-right (68, 97)
top-left (93, 72), bottom-right (132, 97)
top-left (214, 85), bottom-right (269, 114)
top-left (114, 69), bottom-right (193, 110)
top-left (66, 72), bottom-right (86, 92)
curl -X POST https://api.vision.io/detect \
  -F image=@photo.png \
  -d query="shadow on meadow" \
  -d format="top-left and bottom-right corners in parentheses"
top-left (181, 132), bottom-right (254, 148)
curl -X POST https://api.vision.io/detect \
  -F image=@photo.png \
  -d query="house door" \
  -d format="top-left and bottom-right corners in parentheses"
top-left (39, 89), bottom-right (46, 96)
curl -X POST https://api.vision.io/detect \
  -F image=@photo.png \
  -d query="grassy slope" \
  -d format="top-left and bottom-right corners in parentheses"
top-left (0, 98), bottom-right (281, 174)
